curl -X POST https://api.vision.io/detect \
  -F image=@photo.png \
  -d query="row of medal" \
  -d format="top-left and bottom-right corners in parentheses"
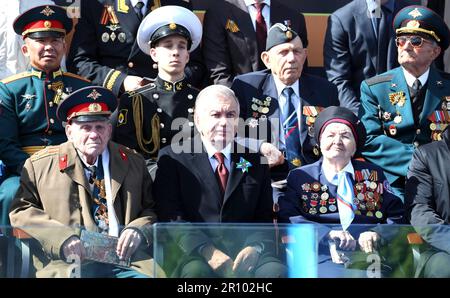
top-left (100, 6), bottom-right (126, 43)
top-left (247, 97), bottom-right (272, 127)
top-left (428, 100), bottom-right (450, 141)
top-left (299, 170), bottom-right (384, 218)
top-left (303, 106), bottom-right (323, 137)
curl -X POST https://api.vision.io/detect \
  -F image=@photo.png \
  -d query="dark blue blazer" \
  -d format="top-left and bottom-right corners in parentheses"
top-left (278, 158), bottom-right (404, 239)
top-left (324, 0), bottom-right (409, 113)
top-left (231, 69), bottom-right (339, 176)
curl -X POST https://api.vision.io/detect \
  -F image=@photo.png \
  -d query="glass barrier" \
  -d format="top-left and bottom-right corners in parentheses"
top-left (1, 223), bottom-right (448, 278)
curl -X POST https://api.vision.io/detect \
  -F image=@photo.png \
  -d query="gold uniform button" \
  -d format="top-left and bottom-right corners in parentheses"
top-left (153, 93), bottom-right (159, 99)
top-left (49, 118), bottom-right (55, 124)
top-left (160, 123), bottom-right (165, 128)
top-left (47, 130), bottom-right (53, 135)
top-left (416, 129), bottom-right (421, 134)
top-left (161, 138), bottom-right (167, 143)
top-left (157, 108), bottom-right (162, 113)
top-left (128, 62), bottom-right (134, 68)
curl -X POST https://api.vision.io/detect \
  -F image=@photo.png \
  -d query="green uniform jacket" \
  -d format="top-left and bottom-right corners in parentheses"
top-left (359, 66), bottom-right (450, 184)
top-left (0, 68), bottom-right (90, 173)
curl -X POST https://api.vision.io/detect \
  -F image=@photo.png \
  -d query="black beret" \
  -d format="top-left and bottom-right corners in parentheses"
top-left (314, 106), bottom-right (367, 152)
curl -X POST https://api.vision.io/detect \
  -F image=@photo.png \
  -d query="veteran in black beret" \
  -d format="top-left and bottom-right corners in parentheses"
top-left (231, 22), bottom-right (338, 203)
top-left (0, 5), bottom-right (91, 226)
top-left (113, 5), bottom-right (201, 176)
top-left (10, 85), bottom-right (164, 278)
top-left (359, 5), bottom-right (450, 201)
top-left (279, 106), bottom-right (405, 277)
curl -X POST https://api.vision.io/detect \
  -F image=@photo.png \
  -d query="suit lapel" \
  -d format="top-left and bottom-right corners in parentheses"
top-left (299, 76), bottom-right (314, 146)
top-left (355, 0), bottom-right (377, 70)
top-left (420, 67), bottom-right (446, 125)
top-left (115, 0), bottom-right (143, 60)
top-left (223, 145), bottom-right (246, 204)
top-left (108, 142), bottom-right (129, 204)
top-left (228, 0), bottom-right (259, 69)
top-left (189, 138), bottom-right (223, 203)
top-left (389, 68), bottom-right (415, 128)
top-left (263, 75), bottom-right (281, 145)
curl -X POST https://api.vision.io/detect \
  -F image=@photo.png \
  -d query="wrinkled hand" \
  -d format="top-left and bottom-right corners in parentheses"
top-left (117, 229), bottom-right (143, 260)
top-left (62, 235), bottom-right (85, 262)
top-left (358, 231), bottom-right (380, 253)
top-left (260, 142), bottom-right (284, 168)
top-left (329, 230), bottom-right (357, 251)
top-left (201, 244), bottom-right (234, 277)
top-left (232, 246), bottom-right (260, 276)
top-left (123, 75), bottom-right (145, 92)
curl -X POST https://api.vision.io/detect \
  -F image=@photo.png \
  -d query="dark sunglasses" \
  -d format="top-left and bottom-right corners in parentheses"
top-left (395, 36), bottom-right (433, 48)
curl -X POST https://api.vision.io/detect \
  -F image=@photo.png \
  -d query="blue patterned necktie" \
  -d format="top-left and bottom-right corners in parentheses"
top-left (89, 156), bottom-right (109, 233)
top-left (336, 171), bottom-right (356, 231)
top-left (282, 87), bottom-right (302, 169)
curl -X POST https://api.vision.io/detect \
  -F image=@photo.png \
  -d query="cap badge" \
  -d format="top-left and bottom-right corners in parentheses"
top-left (286, 30), bottom-right (292, 39)
top-left (408, 8), bottom-right (422, 19)
top-left (169, 23), bottom-right (177, 30)
top-left (88, 103), bottom-right (102, 112)
top-left (44, 21), bottom-right (52, 28)
top-left (41, 6), bottom-right (55, 16)
top-left (87, 89), bottom-right (102, 100)
top-left (406, 20), bottom-right (420, 29)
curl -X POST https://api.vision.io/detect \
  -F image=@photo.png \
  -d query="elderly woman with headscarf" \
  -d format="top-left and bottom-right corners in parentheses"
top-left (279, 106), bottom-right (405, 277)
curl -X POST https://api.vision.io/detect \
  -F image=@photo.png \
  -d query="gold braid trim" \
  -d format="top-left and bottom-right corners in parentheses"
top-left (131, 92), bottom-right (160, 154)
top-left (105, 70), bottom-right (121, 91)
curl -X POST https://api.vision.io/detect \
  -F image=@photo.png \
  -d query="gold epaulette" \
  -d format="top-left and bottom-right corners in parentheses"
top-left (63, 72), bottom-right (91, 82)
top-left (1, 71), bottom-right (33, 84)
top-left (30, 146), bottom-right (59, 162)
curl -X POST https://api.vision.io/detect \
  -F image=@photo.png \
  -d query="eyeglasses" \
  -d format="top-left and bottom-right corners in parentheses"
top-left (395, 36), bottom-right (433, 48)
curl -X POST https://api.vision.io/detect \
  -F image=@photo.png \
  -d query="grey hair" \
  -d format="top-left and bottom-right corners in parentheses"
top-left (194, 84), bottom-right (240, 114)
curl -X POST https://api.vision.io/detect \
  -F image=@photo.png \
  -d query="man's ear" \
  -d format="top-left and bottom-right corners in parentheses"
top-left (261, 51), bottom-right (271, 69)
top-left (65, 123), bottom-right (72, 140)
top-left (149, 47), bottom-right (158, 62)
top-left (21, 43), bottom-right (29, 57)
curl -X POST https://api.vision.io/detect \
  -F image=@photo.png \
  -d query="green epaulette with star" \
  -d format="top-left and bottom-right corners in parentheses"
top-left (366, 74), bottom-right (393, 86)
top-left (30, 146), bottom-right (59, 162)
top-left (0, 71), bottom-right (33, 84)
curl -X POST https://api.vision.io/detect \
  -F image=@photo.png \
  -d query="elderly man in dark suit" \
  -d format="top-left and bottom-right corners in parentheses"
top-left (153, 85), bottom-right (286, 278)
top-left (202, 0), bottom-right (308, 87)
top-left (231, 23), bottom-right (339, 202)
top-left (324, 0), bottom-right (410, 114)
top-left (405, 126), bottom-right (450, 277)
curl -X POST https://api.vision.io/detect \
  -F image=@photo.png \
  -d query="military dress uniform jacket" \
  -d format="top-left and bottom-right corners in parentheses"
top-left (153, 139), bottom-right (274, 257)
top-left (358, 66), bottom-right (450, 185)
top-left (278, 158), bottom-right (404, 239)
top-left (113, 76), bottom-right (199, 160)
top-left (202, 0), bottom-right (308, 87)
top-left (0, 68), bottom-right (90, 174)
top-left (66, 0), bottom-right (204, 96)
top-left (9, 141), bottom-right (160, 277)
top-left (231, 69), bottom-right (339, 178)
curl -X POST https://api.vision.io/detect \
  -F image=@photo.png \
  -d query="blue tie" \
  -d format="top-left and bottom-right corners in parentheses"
top-left (90, 156), bottom-right (109, 233)
top-left (336, 171), bottom-right (356, 231)
top-left (282, 87), bottom-right (302, 169)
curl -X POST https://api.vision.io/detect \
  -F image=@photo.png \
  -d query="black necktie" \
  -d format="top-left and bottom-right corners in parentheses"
top-left (412, 79), bottom-right (422, 99)
top-left (135, 1), bottom-right (144, 20)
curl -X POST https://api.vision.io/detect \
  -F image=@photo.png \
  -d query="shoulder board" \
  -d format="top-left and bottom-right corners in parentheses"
top-left (365, 74), bottom-right (393, 86)
top-left (125, 82), bottom-right (156, 97)
top-left (63, 72), bottom-right (91, 82)
top-left (30, 146), bottom-right (59, 161)
top-left (1, 71), bottom-right (32, 84)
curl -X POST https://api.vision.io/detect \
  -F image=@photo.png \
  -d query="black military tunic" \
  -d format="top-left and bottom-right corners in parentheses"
top-left (113, 76), bottom-right (198, 161)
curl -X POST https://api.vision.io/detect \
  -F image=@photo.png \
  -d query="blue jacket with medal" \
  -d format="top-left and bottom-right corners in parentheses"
top-left (278, 159), bottom-right (404, 236)
top-left (358, 66), bottom-right (450, 186)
